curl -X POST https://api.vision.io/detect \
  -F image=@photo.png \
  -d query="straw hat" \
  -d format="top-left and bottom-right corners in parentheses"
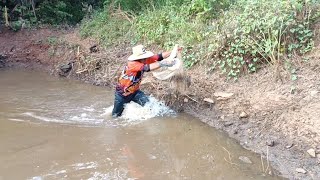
top-left (128, 45), bottom-right (154, 61)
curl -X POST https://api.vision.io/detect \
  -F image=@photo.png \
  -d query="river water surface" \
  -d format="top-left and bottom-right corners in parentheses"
top-left (0, 69), bottom-right (282, 180)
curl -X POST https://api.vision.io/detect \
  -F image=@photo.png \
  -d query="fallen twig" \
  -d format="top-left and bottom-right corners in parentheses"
top-left (222, 146), bottom-right (240, 167)
top-left (254, 118), bottom-right (268, 138)
top-left (265, 146), bottom-right (270, 174)
top-left (185, 94), bottom-right (198, 103)
top-left (261, 154), bottom-right (265, 173)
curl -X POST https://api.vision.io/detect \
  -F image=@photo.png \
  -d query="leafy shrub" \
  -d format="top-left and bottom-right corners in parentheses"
top-left (37, 0), bottom-right (72, 24)
top-left (134, 7), bottom-right (204, 46)
top-left (80, 0), bottom-right (319, 79)
top-left (132, 5), bottom-right (211, 67)
top-left (0, 0), bottom-right (96, 26)
top-left (102, 0), bottom-right (189, 14)
top-left (209, 0), bottom-right (319, 79)
top-left (37, 0), bottom-right (91, 25)
top-left (187, 0), bottom-right (234, 21)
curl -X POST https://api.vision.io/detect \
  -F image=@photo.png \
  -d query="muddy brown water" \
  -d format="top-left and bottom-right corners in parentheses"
top-left (0, 69), bottom-right (282, 180)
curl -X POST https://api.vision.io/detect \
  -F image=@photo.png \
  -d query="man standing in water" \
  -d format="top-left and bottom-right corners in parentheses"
top-left (112, 45), bottom-right (179, 117)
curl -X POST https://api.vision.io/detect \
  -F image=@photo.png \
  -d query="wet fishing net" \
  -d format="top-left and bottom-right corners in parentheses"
top-left (152, 44), bottom-right (190, 94)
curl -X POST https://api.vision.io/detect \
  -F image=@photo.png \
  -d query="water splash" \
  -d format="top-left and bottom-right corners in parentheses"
top-left (122, 96), bottom-right (174, 121)
top-left (102, 96), bottom-right (175, 125)
top-left (19, 97), bottom-right (174, 127)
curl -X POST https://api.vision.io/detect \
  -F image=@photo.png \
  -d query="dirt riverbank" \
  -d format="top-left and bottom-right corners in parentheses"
top-left (1, 27), bottom-right (319, 180)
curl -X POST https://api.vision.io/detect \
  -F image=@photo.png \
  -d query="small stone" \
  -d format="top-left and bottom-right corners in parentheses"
top-left (296, 168), bottom-right (307, 174)
top-left (203, 98), bottom-right (214, 104)
top-left (239, 111), bottom-right (248, 118)
top-left (89, 44), bottom-right (98, 53)
top-left (223, 121), bottom-right (233, 127)
top-left (213, 92), bottom-right (234, 100)
top-left (0, 54), bottom-right (7, 60)
top-left (266, 140), bottom-right (275, 147)
top-left (221, 115), bottom-right (225, 120)
top-left (184, 98), bottom-right (189, 103)
top-left (286, 143), bottom-right (294, 149)
top-left (60, 63), bottom-right (72, 73)
top-left (307, 148), bottom-right (316, 158)
top-left (239, 156), bottom-right (252, 164)
top-left (0, 54), bottom-right (6, 68)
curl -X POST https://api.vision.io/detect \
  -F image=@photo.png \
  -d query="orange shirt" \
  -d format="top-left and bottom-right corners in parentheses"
top-left (116, 54), bottom-right (162, 96)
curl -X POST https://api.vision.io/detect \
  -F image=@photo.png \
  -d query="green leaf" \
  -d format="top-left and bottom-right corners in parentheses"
top-left (291, 75), bottom-right (297, 81)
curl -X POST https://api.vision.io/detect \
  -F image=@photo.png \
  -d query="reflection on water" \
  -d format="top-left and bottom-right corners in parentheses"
top-left (0, 69), bottom-right (282, 180)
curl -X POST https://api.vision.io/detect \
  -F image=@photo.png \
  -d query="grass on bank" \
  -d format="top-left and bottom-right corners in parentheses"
top-left (80, 0), bottom-right (320, 80)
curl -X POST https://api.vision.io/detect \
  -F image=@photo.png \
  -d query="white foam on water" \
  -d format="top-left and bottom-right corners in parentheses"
top-left (71, 162), bottom-right (98, 170)
top-left (22, 112), bottom-right (67, 124)
top-left (30, 176), bottom-right (43, 180)
top-left (55, 170), bottom-right (67, 174)
top-left (69, 115), bottom-right (104, 125)
top-left (20, 97), bottom-right (173, 127)
top-left (102, 96), bottom-right (175, 126)
top-left (88, 168), bottom-right (130, 180)
top-left (22, 112), bottom-right (104, 126)
top-left (122, 96), bottom-right (174, 121)
top-left (28, 162), bottom-right (99, 179)
top-left (8, 118), bottom-right (26, 122)
top-left (101, 106), bottom-right (113, 117)
top-left (83, 106), bottom-right (95, 112)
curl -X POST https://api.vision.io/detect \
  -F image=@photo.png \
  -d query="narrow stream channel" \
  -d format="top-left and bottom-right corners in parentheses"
top-left (0, 69), bottom-right (282, 179)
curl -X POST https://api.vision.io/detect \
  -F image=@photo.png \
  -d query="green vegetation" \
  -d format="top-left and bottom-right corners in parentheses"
top-left (214, 0), bottom-right (318, 79)
top-left (0, 0), bottom-right (100, 28)
top-left (2, 0), bottom-right (319, 79)
top-left (80, 9), bottom-right (132, 45)
top-left (80, 0), bottom-right (319, 79)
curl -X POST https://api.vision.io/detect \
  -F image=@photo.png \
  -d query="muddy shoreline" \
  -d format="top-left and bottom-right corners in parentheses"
top-left (1, 28), bottom-right (320, 180)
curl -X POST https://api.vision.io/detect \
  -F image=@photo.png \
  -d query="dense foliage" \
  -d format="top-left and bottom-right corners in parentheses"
top-left (0, 0), bottom-right (101, 28)
top-left (213, 0), bottom-right (319, 78)
top-left (80, 0), bottom-right (319, 79)
top-left (2, 0), bottom-right (319, 79)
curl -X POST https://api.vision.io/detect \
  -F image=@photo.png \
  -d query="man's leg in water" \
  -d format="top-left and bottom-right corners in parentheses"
top-left (112, 92), bottom-right (138, 117)
top-left (132, 90), bottom-right (149, 106)
top-left (112, 93), bottom-right (126, 117)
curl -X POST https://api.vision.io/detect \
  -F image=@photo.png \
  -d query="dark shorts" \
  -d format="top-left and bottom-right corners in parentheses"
top-left (112, 90), bottom-right (149, 117)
